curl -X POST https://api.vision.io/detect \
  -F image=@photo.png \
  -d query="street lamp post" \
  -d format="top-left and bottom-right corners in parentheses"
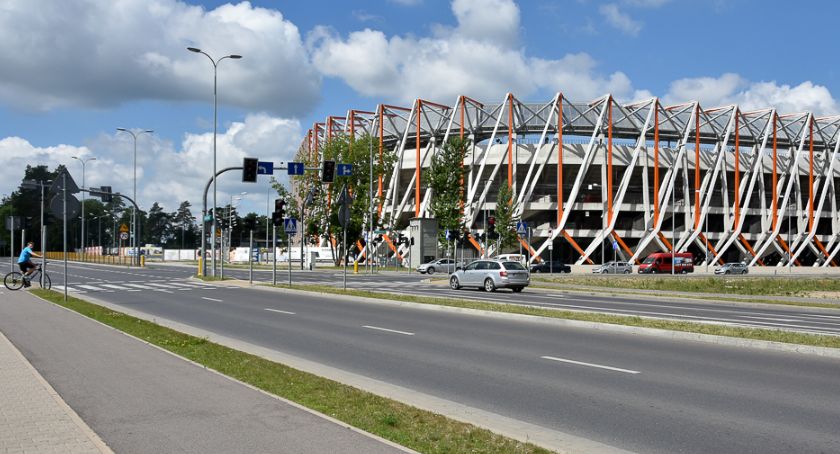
top-left (71, 156), bottom-right (96, 260)
top-left (187, 46), bottom-right (242, 278)
top-left (116, 128), bottom-right (153, 266)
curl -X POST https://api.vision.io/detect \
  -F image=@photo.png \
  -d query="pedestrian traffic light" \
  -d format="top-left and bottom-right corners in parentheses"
top-left (487, 216), bottom-right (496, 238)
top-left (321, 160), bottom-right (336, 183)
top-left (242, 157), bottom-right (259, 183)
top-left (272, 211), bottom-right (284, 227)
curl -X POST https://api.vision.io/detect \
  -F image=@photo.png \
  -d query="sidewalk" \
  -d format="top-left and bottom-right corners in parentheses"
top-left (0, 330), bottom-right (111, 454)
top-left (0, 290), bottom-right (410, 454)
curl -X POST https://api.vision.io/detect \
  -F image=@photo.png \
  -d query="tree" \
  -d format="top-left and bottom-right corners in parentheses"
top-left (425, 137), bottom-right (468, 247)
top-left (145, 202), bottom-right (173, 245)
top-left (173, 201), bottom-right (197, 248)
top-left (494, 181), bottom-right (520, 253)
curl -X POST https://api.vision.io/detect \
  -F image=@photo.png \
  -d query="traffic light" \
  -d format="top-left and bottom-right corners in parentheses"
top-left (272, 211), bottom-right (284, 227)
top-left (321, 160), bottom-right (336, 183)
top-left (274, 198), bottom-right (286, 219)
top-left (242, 157), bottom-right (259, 183)
top-left (487, 216), bottom-right (496, 239)
top-left (100, 186), bottom-right (112, 203)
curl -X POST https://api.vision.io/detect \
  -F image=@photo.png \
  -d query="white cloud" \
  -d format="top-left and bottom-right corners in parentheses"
top-left (310, 0), bottom-right (646, 104)
top-left (663, 74), bottom-right (839, 115)
top-left (599, 3), bottom-right (642, 36)
top-left (0, 0), bottom-right (320, 116)
top-left (0, 114), bottom-right (302, 215)
top-left (622, 0), bottom-right (670, 7)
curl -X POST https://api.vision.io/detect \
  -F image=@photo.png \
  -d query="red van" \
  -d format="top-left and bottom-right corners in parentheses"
top-left (638, 252), bottom-right (694, 274)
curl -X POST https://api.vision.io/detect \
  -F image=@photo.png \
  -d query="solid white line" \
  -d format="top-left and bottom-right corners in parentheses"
top-left (362, 325), bottom-right (415, 336)
top-left (201, 297), bottom-right (223, 302)
top-left (264, 308), bottom-right (296, 315)
top-left (541, 356), bottom-right (640, 375)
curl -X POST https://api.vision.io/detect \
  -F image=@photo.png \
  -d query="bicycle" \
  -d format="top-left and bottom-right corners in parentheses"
top-left (4, 263), bottom-right (51, 291)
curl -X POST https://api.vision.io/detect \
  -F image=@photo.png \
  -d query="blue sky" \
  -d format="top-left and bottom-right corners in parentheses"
top-left (1, 0), bottom-right (837, 216)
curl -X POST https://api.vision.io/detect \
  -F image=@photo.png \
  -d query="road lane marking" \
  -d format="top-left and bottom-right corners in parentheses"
top-left (362, 325), bottom-right (415, 336)
top-left (100, 284), bottom-right (132, 290)
top-left (76, 285), bottom-right (112, 292)
top-left (742, 315), bottom-right (802, 322)
top-left (264, 308), bottom-right (296, 315)
top-left (541, 356), bottom-right (640, 374)
top-left (201, 297), bottom-right (223, 302)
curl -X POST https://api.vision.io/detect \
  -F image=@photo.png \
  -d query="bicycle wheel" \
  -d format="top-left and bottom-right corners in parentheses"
top-left (4, 272), bottom-right (24, 291)
top-left (36, 273), bottom-right (51, 290)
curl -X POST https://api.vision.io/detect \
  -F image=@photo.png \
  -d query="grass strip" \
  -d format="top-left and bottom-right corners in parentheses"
top-left (29, 289), bottom-right (551, 454)
top-left (531, 275), bottom-right (840, 298)
top-left (265, 284), bottom-right (840, 349)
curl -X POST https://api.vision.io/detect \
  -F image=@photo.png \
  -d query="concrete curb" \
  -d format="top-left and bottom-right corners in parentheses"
top-left (215, 279), bottom-right (840, 360)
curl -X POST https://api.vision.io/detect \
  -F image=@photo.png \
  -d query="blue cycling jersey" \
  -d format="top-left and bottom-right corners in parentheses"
top-left (18, 246), bottom-right (33, 264)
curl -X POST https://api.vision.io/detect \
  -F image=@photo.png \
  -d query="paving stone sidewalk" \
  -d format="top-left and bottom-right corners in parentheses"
top-left (0, 330), bottom-right (111, 454)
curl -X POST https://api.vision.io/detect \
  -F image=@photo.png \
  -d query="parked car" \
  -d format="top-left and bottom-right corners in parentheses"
top-left (417, 258), bottom-right (458, 275)
top-left (449, 259), bottom-right (530, 292)
top-left (495, 254), bottom-right (527, 264)
top-left (638, 252), bottom-right (694, 274)
top-left (529, 260), bottom-right (572, 274)
top-left (715, 262), bottom-right (748, 275)
top-left (593, 261), bottom-right (633, 274)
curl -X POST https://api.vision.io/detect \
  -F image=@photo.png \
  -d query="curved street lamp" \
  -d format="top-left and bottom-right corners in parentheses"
top-left (187, 46), bottom-right (242, 277)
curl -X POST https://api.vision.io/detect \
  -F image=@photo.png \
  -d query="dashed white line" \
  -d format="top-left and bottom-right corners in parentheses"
top-left (264, 308), bottom-right (296, 315)
top-left (541, 356), bottom-right (640, 374)
top-left (201, 297), bottom-right (223, 302)
top-left (362, 325), bottom-right (415, 336)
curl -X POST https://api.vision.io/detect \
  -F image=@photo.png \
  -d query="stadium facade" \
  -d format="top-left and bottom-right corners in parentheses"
top-left (298, 94), bottom-right (840, 267)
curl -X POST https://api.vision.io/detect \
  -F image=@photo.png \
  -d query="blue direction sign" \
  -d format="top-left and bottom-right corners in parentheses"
top-left (516, 221), bottom-right (527, 235)
top-left (287, 162), bottom-right (305, 175)
top-left (337, 163), bottom-right (353, 176)
top-left (445, 229), bottom-right (452, 241)
top-left (612, 240), bottom-right (619, 250)
top-left (257, 161), bottom-right (274, 175)
top-left (284, 217), bottom-right (297, 234)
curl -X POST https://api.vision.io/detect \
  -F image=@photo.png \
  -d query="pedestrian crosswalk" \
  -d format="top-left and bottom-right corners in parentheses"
top-left (53, 279), bottom-right (221, 294)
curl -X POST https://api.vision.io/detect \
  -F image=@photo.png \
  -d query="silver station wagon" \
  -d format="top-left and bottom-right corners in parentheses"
top-left (449, 259), bottom-right (530, 292)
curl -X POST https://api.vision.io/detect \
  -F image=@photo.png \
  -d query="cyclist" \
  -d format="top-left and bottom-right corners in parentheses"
top-left (17, 241), bottom-right (42, 288)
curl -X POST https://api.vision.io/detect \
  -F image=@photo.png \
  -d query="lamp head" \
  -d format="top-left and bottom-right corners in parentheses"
top-left (229, 54), bottom-right (242, 59)
top-left (187, 47), bottom-right (201, 53)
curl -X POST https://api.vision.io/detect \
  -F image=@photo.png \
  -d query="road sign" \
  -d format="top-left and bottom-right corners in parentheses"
top-left (119, 224), bottom-right (129, 233)
top-left (254, 160), bottom-right (272, 176)
top-left (284, 218), bottom-right (297, 234)
top-left (49, 194), bottom-right (81, 220)
top-left (120, 232), bottom-right (129, 241)
top-left (445, 229), bottom-right (452, 241)
top-left (337, 163), bottom-right (353, 177)
top-left (5, 216), bottom-right (21, 231)
top-left (49, 168), bottom-right (80, 195)
top-left (287, 162), bottom-right (305, 176)
top-left (612, 240), bottom-right (619, 250)
top-left (548, 243), bottom-right (554, 251)
top-left (516, 221), bottom-right (527, 235)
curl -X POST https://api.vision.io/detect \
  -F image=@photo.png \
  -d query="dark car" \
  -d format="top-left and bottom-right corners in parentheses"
top-left (529, 260), bottom-right (571, 274)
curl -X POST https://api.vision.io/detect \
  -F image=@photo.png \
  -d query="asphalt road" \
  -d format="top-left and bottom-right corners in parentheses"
top-left (168, 262), bottom-right (840, 336)
top-left (34, 261), bottom-right (840, 453)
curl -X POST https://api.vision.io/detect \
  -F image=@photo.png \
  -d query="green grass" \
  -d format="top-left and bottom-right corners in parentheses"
top-left (532, 275), bottom-right (840, 298)
top-left (30, 289), bottom-right (552, 454)
top-left (266, 284), bottom-right (840, 349)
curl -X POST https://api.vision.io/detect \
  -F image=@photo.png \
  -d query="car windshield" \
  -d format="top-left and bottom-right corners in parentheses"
top-left (503, 262), bottom-right (525, 270)
top-left (642, 257), bottom-right (655, 264)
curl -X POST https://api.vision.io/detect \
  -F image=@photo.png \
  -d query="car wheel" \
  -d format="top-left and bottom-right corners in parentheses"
top-left (623, 269), bottom-right (631, 274)
top-left (600, 270), bottom-right (608, 274)
top-left (724, 270), bottom-right (730, 275)
top-left (651, 269), bottom-right (657, 274)
top-left (449, 276), bottom-right (461, 290)
top-left (681, 269), bottom-right (688, 274)
top-left (512, 287), bottom-right (524, 293)
top-left (484, 278), bottom-right (496, 292)
top-left (427, 267), bottom-right (435, 275)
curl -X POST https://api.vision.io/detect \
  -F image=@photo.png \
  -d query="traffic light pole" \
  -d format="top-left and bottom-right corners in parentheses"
top-left (201, 166), bottom-right (242, 278)
top-left (82, 188), bottom-right (141, 267)
top-left (272, 226), bottom-right (277, 286)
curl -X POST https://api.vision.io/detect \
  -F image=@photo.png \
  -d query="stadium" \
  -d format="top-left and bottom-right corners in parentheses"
top-left (297, 94), bottom-right (840, 268)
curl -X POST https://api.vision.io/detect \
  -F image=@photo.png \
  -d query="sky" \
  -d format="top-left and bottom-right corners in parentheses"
top-left (1, 0), bottom-right (838, 217)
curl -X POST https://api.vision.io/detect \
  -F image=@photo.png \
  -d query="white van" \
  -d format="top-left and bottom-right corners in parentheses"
top-left (494, 254), bottom-right (526, 264)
